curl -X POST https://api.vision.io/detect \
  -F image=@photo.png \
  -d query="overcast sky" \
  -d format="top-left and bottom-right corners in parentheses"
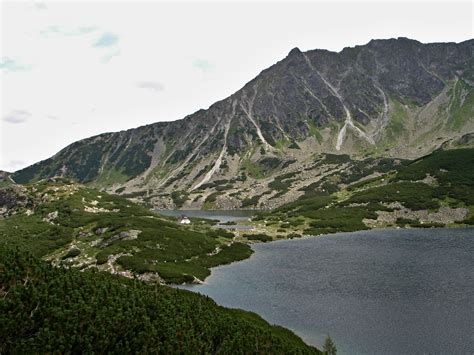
top-left (1, 1), bottom-right (472, 172)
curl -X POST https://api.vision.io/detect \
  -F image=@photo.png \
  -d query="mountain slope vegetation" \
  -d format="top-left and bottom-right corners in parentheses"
top-left (0, 245), bottom-right (319, 353)
top-left (254, 148), bottom-right (474, 236)
top-left (1, 149), bottom-right (472, 353)
top-left (2, 149), bottom-right (472, 284)
top-left (0, 178), bottom-right (251, 284)
top-left (0, 180), bottom-right (321, 351)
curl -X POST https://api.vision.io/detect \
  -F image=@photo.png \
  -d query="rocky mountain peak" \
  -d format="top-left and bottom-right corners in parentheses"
top-left (11, 38), bottom-right (474, 210)
top-left (287, 47), bottom-right (303, 56)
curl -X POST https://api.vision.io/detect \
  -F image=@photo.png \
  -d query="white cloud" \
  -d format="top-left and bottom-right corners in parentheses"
top-left (40, 25), bottom-right (98, 37)
top-left (4, 160), bottom-right (27, 172)
top-left (93, 32), bottom-right (119, 47)
top-left (0, 57), bottom-right (31, 71)
top-left (34, 2), bottom-right (47, 11)
top-left (136, 81), bottom-right (164, 92)
top-left (100, 48), bottom-right (121, 64)
top-left (193, 58), bottom-right (215, 72)
top-left (3, 110), bottom-right (31, 124)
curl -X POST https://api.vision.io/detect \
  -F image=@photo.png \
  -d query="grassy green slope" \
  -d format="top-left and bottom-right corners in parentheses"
top-left (0, 246), bottom-right (319, 354)
top-left (447, 79), bottom-right (474, 130)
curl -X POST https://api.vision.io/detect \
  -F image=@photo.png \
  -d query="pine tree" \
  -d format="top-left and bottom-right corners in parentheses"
top-left (323, 335), bottom-right (337, 355)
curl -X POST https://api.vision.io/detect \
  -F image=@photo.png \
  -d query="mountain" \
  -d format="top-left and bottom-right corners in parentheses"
top-left (0, 171), bottom-right (14, 188)
top-left (12, 38), bottom-right (474, 209)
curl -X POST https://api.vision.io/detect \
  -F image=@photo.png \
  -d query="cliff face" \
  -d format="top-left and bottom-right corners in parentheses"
top-left (12, 38), bottom-right (474, 208)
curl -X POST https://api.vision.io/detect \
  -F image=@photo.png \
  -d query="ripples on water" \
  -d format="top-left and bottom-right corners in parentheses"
top-left (180, 228), bottom-right (474, 354)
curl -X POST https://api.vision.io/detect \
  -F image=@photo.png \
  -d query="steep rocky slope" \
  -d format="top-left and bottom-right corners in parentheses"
top-left (12, 38), bottom-right (474, 209)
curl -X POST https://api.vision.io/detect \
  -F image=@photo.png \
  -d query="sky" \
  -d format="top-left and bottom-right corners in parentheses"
top-left (1, 0), bottom-right (472, 172)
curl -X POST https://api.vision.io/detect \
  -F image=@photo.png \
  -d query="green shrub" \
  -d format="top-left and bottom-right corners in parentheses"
top-left (170, 190), bottom-right (189, 208)
top-left (243, 234), bottom-right (272, 242)
top-left (61, 248), bottom-right (81, 260)
top-left (346, 182), bottom-right (439, 210)
top-left (0, 246), bottom-right (318, 353)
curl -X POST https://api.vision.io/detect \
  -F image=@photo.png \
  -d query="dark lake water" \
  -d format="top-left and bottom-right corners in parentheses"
top-left (180, 228), bottom-right (474, 354)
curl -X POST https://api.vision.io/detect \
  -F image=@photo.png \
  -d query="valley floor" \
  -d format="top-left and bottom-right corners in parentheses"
top-left (1, 149), bottom-right (473, 286)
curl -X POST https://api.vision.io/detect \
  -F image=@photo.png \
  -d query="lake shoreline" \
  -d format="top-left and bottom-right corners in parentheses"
top-left (172, 217), bottom-right (474, 285)
top-left (186, 224), bottom-right (473, 284)
top-left (178, 227), bottom-right (474, 354)
top-left (156, 208), bottom-right (474, 286)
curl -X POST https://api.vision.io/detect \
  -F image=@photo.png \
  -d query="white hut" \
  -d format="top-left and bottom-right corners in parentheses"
top-left (179, 215), bottom-right (191, 225)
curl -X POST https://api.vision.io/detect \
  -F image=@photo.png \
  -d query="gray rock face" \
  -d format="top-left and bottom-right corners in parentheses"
top-left (99, 230), bottom-right (142, 248)
top-left (42, 210), bottom-right (58, 224)
top-left (0, 186), bottom-right (36, 216)
top-left (11, 38), bottom-right (474, 203)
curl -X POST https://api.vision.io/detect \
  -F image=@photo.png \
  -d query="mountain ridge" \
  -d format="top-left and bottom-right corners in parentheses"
top-left (12, 37), bottom-right (474, 209)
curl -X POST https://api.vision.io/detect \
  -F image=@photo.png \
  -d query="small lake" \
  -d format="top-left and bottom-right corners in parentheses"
top-left (179, 228), bottom-right (474, 354)
top-left (157, 209), bottom-right (255, 230)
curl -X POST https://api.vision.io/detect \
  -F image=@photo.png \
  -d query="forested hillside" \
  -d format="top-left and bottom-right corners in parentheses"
top-left (0, 245), bottom-right (319, 353)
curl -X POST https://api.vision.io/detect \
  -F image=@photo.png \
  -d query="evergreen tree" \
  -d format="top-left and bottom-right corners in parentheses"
top-left (323, 335), bottom-right (337, 355)
top-left (0, 245), bottom-right (321, 354)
